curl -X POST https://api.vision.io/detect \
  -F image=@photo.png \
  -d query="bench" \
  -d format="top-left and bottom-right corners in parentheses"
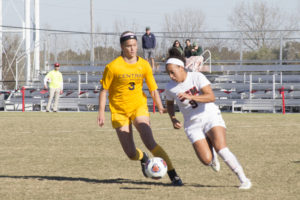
top-left (41, 98), bottom-right (80, 112)
top-left (233, 100), bottom-right (276, 113)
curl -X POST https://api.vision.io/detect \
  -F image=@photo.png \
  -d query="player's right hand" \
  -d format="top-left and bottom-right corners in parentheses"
top-left (97, 113), bottom-right (105, 127)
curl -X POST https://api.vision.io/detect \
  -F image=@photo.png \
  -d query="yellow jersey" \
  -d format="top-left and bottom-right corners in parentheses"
top-left (44, 70), bottom-right (63, 89)
top-left (101, 56), bottom-right (158, 114)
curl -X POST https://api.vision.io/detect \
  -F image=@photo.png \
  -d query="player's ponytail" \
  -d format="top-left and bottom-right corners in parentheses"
top-left (167, 47), bottom-right (186, 65)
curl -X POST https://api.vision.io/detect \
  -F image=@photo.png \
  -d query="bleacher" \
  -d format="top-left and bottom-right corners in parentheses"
top-left (1, 64), bottom-right (300, 113)
top-left (205, 65), bottom-right (300, 113)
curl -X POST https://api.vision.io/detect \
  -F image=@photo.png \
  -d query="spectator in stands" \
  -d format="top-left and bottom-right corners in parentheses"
top-left (44, 62), bottom-right (63, 112)
top-left (184, 39), bottom-right (193, 58)
top-left (185, 42), bottom-right (206, 72)
top-left (142, 27), bottom-right (157, 71)
top-left (97, 31), bottom-right (183, 186)
top-left (172, 40), bottom-right (184, 56)
top-left (191, 42), bottom-right (203, 56)
top-left (164, 47), bottom-right (252, 190)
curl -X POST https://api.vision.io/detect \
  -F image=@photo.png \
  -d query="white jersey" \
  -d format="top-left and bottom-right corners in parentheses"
top-left (165, 72), bottom-right (220, 123)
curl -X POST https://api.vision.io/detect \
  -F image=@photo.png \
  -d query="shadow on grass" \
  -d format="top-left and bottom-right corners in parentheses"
top-left (0, 175), bottom-right (170, 186)
top-left (291, 161), bottom-right (300, 164)
top-left (0, 175), bottom-right (231, 188)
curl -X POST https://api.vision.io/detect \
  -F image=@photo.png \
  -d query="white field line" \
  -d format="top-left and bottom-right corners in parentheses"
top-left (7, 124), bottom-right (300, 135)
top-left (6, 127), bottom-right (177, 135)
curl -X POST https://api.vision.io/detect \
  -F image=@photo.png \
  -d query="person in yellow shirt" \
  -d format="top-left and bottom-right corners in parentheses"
top-left (97, 31), bottom-right (183, 186)
top-left (44, 62), bottom-right (63, 112)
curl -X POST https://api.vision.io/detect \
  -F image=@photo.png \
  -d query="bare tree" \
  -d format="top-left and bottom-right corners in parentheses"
top-left (161, 9), bottom-right (205, 55)
top-left (113, 19), bottom-right (139, 34)
top-left (163, 9), bottom-right (205, 38)
top-left (229, 1), bottom-right (299, 50)
top-left (2, 34), bottom-right (23, 89)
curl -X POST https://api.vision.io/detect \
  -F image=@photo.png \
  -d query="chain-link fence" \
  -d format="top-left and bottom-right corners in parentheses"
top-left (1, 29), bottom-right (300, 90)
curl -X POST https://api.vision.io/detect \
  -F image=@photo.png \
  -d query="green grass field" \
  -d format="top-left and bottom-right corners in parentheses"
top-left (0, 112), bottom-right (299, 200)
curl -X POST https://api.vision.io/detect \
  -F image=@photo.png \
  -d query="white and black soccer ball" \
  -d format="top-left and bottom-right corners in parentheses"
top-left (145, 157), bottom-right (168, 179)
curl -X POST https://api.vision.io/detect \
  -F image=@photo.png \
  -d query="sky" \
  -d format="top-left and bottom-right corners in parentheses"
top-left (2, 0), bottom-right (300, 33)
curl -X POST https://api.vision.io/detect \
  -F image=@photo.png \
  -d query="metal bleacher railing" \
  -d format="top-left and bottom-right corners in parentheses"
top-left (2, 57), bottom-right (300, 113)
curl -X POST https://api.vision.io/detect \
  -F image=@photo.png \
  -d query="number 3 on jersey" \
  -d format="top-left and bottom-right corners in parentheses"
top-left (129, 82), bottom-right (135, 90)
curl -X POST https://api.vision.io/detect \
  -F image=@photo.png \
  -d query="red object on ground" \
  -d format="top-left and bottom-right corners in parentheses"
top-left (21, 87), bottom-right (25, 112)
top-left (40, 89), bottom-right (48, 94)
top-left (280, 86), bottom-right (285, 114)
top-left (153, 89), bottom-right (165, 113)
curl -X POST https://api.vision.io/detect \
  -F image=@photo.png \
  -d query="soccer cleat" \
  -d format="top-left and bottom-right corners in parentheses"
top-left (171, 176), bottom-right (183, 186)
top-left (239, 179), bottom-right (252, 190)
top-left (168, 169), bottom-right (183, 186)
top-left (211, 155), bottom-right (220, 172)
top-left (140, 152), bottom-right (149, 178)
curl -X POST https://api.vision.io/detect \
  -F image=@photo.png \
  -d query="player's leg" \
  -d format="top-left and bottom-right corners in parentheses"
top-left (186, 120), bottom-right (219, 172)
top-left (207, 126), bottom-right (251, 189)
top-left (151, 58), bottom-right (155, 71)
top-left (133, 116), bottom-right (183, 186)
top-left (143, 49), bottom-right (149, 62)
top-left (192, 138), bottom-right (213, 165)
top-left (116, 124), bottom-right (136, 158)
top-left (46, 88), bottom-right (55, 112)
top-left (53, 88), bottom-right (60, 112)
top-left (149, 49), bottom-right (155, 71)
top-left (112, 112), bottom-right (147, 172)
top-left (192, 137), bottom-right (220, 172)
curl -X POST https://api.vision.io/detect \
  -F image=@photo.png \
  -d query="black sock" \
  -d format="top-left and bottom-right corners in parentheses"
top-left (167, 169), bottom-right (178, 180)
top-left (141, 152), bottom-right (148, 163)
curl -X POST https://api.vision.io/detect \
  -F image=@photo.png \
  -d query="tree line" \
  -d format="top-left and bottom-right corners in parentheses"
top-left (1, 1), bottom-right (300, 89)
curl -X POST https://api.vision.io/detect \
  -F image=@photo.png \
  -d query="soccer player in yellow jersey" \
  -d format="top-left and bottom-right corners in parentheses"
top-left (97, 31), bottom-right (183, 186)
top-left (44, 62), bottom-right (63, 112)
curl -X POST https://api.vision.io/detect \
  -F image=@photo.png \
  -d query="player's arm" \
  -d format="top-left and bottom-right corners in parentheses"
top-left (145, 63), bottom-right (166, 114)
top-left (60, 74), bottom-right (64, 94)
top-left (43, 74), bottom-right (49, 89)
top-left (166, 100), bottom-right (182, 129)
top-left (177, 85), bottom-right (215, 103)
top-left (150, 90), bottom-right (166, 114)
top-left (98, 66), bottom-right (113, 127)
top-left (97, 86), bottom-right (107, 127)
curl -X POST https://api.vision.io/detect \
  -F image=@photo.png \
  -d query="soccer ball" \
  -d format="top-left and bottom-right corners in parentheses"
top-left (145, 157), bottom-right (168, 179)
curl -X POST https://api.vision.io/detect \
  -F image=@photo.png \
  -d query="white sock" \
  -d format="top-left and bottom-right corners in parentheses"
top-left (212, 147), bottom-right (218, 160)
top-left (206, 148), bottom-right (217, 166)
top-left (218, 147), bottom-right (248, 183)
top-left (208, 147), bottom-right (218, 166)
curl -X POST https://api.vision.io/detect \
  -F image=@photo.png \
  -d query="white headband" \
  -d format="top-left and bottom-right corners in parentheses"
top-left (166, 58), bottom-right (184, 67)
top-left (121, 32), bottom-right (135, 37)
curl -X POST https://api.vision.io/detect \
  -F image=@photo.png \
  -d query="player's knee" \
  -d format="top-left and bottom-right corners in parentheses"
top-left (145, 141), bottom-right (157, 151)
top-left (199, 154), bottom-right (213, 166)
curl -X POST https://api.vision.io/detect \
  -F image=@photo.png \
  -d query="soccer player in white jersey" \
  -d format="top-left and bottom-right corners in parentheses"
top-left (164, 48), bottom-right (252, 189)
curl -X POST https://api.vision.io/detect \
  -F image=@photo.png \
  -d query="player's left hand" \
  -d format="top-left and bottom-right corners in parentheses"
top-left (171, 118), bottom-right (182, 129)
top-left (177, 93), bottom-right (192, 101)
top-left (60, 90), bottom-right (63, 95)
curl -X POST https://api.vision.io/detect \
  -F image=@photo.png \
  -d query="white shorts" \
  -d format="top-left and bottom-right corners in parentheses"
top-left (184, 111), bottom-right (226, 144)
